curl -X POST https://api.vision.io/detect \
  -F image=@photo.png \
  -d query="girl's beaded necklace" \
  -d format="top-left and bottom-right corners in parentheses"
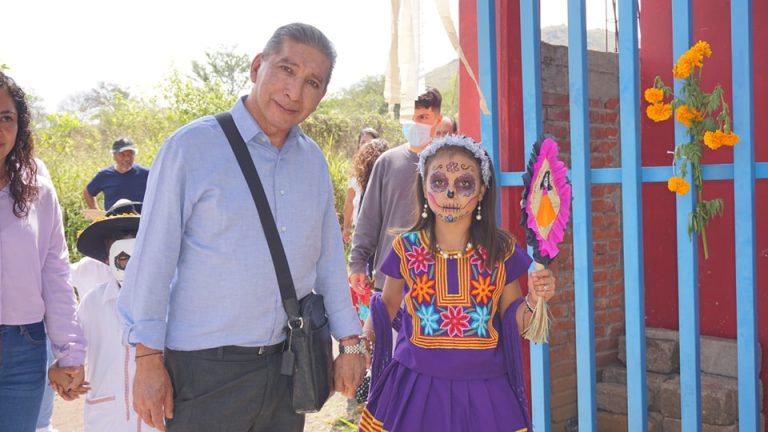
top-left (434, 241), bottom-right (473, 260)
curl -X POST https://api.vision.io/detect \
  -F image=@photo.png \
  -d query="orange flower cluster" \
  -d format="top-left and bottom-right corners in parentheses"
top-left (675, 105), bottom-right (703, 128)
top-left (703, 129), bottom-right (740, 150)
top-left (673, 40), bottom-right (712, 79)
top-left (667, 176), bottom-right (691, 196)
top-left (646, 40), bottom-right (736, 258)
top-left (646, 102), bottom-right (672, 122)
top-left (644, 88), bottom-right (664, 104)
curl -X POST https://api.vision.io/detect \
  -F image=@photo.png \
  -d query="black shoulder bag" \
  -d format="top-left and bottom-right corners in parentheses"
top-left (215, 112), bottom-right (333, 414)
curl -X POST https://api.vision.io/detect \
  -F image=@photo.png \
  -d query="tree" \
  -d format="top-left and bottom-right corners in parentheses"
top-left (308, 75), bottom-right (402, 156)
top-left (318, 75), bottom-right (389, 115)
top-left (191, 48), bottom-right (251, 96)
top-left (162, 70), bottom-right (238, 126)
top-left (59, 82), bottom-right (131, 118)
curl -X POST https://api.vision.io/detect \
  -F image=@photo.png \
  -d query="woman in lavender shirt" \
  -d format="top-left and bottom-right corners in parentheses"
top-left (0, 71), bottom-right (86, 432)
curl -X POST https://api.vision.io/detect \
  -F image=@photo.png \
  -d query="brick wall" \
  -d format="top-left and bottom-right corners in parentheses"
top-left (537, 43), bottom-right (625, 431)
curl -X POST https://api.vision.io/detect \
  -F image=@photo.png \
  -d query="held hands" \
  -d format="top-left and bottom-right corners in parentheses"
top-left (527, 268), bottom-right (557, 303)
top-left (348, 272), bottom-right (373, 295)
top-left (48, 363), bottom-right (89, 400)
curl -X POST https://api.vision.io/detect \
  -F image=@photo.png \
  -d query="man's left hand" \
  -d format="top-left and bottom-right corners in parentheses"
top-left (333, 351), bottom-right (366, 398)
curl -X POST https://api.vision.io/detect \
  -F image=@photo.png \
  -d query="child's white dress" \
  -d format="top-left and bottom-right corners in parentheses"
top-left (77, 278), bottom-right (159, 432)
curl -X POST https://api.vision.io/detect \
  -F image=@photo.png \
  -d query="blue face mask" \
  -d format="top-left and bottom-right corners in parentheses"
top-left (402, 121), bottom-right (432, 149)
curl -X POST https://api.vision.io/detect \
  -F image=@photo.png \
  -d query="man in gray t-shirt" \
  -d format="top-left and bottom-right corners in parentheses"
top-left (349, 88), bottom-right (444, 291)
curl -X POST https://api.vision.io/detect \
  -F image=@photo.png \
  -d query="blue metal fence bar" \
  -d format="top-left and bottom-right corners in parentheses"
top-left (518, 1), bottom-right (551, 431)
top-left (498, 162), bottom-right (768, 188)
top-left (566, 1), bottom-right (597, 430)
top-left (730, 1), bottom-right (760, 430)
top-left (476, 0), bottom-right (501, 191)
top-left (617, 0), bottom-right (648, 430)
top-left (671, 1), bottom-right (702, 430)
top-left (499, 163), bottom-right (768, 188)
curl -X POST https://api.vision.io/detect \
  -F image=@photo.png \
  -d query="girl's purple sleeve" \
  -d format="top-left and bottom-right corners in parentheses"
top-left (378, 244), bottom-right (403, 279)
top-left (505, 244), bottom-right (533, 282)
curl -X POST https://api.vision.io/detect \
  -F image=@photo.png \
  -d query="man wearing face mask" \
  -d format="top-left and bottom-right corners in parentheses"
top-left (349, 88), bottom-right (443, 294)
top-left (48, 200), bottom-right (159, 432)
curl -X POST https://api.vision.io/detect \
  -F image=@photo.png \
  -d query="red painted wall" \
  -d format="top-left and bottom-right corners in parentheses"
top-left (459, 0), bottom-right (768, 421)
top-left (640, 0), bottom-right (768, 416)
top-left (458, 0), bottom-right (480, 141)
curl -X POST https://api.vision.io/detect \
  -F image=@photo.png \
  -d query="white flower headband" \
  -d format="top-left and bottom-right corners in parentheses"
top-left (417, 134), bottom-right (492, 186)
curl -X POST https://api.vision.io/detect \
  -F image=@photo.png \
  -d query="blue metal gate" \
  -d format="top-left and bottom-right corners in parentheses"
top-left (475, 1), bottom-right (762, 430)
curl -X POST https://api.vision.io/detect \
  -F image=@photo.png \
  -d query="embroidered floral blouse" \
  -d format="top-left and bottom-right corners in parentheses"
top-left (379, 230), bottom-right (532, 379)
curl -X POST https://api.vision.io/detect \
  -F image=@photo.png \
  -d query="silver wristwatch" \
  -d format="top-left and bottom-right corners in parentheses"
top-left (339, 339), bottom-right (368, 356)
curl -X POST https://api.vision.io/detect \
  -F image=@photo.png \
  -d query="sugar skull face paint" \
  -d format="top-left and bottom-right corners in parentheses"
top-left (424, 150), bottom-right (485, 223)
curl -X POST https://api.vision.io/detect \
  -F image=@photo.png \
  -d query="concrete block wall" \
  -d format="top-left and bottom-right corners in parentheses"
top-left (596, 328), bottom-right (764, 431)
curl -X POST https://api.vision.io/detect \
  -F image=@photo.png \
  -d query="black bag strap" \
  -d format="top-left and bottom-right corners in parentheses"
top-left (215, 112), bottom-right (301, 323)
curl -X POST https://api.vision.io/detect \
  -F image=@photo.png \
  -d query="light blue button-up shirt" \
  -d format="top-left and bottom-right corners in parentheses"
top-left (118, 98), bottom-right (360, 351)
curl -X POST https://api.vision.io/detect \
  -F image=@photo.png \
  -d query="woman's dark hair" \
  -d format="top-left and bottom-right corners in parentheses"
top-left (0, 71), bottom-right (38, 218)
top-left (407, 145), bottom-right (513, 270)
top-left (357, 127), bottom-right (380, 146)
top-left (352, 138), bottom-right (389, 193)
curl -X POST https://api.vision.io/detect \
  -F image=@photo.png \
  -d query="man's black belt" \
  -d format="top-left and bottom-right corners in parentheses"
top-left (213, 342), bottom-right (286, 357)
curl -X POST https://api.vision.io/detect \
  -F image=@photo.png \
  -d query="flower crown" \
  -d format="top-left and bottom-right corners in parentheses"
top-left (417, 134), bottom-right (491, 186)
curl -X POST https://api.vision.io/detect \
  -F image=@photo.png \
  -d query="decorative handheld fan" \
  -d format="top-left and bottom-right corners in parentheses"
top-left (520, 136), bottom-right (572, 343)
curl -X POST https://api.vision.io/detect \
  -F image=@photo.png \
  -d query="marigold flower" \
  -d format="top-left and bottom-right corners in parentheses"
top-left (644, 88), bottom-right (664, 104)
top-left (646, 103), bottom-right (672, 122)
top-left (667, 176), bottom-right (690, 195)
top-left (675, 105), bottom-right (703, 128)
top-left (673, 55), bottom-right (695, 79)
top-left (703, 129), bottom-right (740, 150)
top-left (673, 41), bottom-right (711, 79)
top-left (719, 131), bottom-right (740, 147)
top-left (703, 130), bottom-right (722, 150)
top-left (693, 40), bottom-right (712, 60)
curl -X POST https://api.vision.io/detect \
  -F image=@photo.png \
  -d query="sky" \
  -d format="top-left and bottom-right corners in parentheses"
top-left (3, 0), bottom-right (611, 113)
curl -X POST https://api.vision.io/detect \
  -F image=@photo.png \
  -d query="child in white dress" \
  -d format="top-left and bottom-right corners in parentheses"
top-left (49, 201), bottom-right (158, 432)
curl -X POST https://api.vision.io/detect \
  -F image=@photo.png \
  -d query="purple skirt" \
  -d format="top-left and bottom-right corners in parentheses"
top-left (360, 359), bottom-right (529, 432)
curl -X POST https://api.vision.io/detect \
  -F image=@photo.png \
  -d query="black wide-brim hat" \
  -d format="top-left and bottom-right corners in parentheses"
top-left (77, 200), bottom-right (141, 263)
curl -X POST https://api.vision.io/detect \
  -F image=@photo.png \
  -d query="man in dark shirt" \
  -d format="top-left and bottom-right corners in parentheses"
top-left (83, 137), bottom-right (150, 210)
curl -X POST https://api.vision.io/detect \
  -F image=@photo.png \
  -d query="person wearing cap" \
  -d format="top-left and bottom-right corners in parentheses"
top-left (83, 137), bottom-right (150, 210)
top-left (49, 200), bottom-right (159, 432)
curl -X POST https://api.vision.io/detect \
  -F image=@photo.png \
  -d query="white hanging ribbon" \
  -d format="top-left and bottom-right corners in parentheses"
top-left (434, 0), bottom-right (490, 115)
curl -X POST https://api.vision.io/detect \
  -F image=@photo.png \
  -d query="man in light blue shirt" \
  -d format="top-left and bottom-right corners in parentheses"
top-left (118, 23), bottom-right (365, 432)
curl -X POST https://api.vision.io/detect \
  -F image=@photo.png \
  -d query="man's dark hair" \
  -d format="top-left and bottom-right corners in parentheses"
top-left (415, 87), bottom-right (442, 113)
top-left (262, 23), bottom-right (337, 88)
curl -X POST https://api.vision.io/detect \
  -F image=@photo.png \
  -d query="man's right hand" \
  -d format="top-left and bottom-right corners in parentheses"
top-left (133, 345), bottom-right (174, 431)
top-left (348, 272), bottom-right (371, 295)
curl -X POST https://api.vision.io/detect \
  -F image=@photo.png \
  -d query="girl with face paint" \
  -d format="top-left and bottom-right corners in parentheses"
top-left (359, 135), bottom-right (558, 432)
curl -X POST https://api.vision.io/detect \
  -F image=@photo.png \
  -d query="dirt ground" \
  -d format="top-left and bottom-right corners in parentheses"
top-left (52, 392), bottom-right (362, 431)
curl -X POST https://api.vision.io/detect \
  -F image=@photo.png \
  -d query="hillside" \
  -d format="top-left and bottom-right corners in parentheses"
top-left (542, 24), bottom-right (618, 52)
